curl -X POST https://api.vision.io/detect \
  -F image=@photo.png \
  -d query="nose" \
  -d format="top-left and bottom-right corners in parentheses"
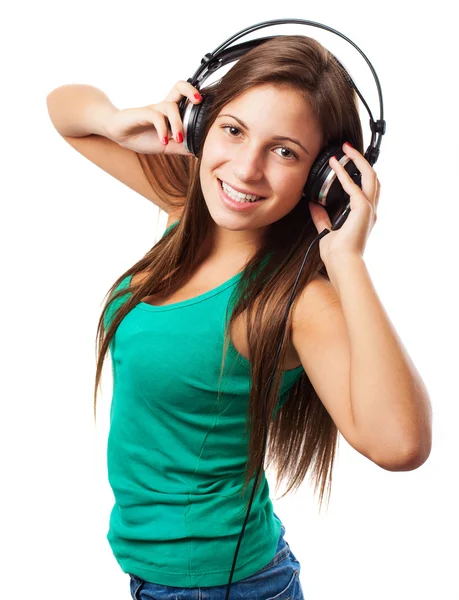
top-left (232, 143), bottom-right (265, 184)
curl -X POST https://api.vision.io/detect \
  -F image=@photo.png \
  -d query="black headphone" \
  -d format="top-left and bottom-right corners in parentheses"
top-left (178, 19), bottom-right (386, 598)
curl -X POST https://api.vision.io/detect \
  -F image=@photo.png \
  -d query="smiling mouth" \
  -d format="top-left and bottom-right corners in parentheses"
top-left (218, 179), bottom-right (267, 201)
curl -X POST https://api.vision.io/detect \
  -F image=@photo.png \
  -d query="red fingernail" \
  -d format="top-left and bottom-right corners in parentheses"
top-left (194, 93), bottom-right (203, 101)
top-left (176, 132), bottom-right (183, 143)
top-left (162, 136), bottom-right (168, 145)
top-left (345, 141), bottom-right (353, 149)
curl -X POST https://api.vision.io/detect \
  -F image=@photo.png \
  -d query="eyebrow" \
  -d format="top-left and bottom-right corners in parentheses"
top-left (217, 113), bottom-right (310, 156)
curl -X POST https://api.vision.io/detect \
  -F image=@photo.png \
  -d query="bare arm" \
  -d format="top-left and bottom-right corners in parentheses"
top-left (327, 255), bottom-right (432, 468)
top-left (293, 256), bottom-right (432, 470)
top-left (46, 84), bottom-right (119, 137)
top-left (45, 83), bottom-right (192, 212)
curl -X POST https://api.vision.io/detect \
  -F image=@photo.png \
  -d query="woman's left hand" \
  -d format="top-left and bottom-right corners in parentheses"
top-left (308, 141), bottom-right (380, 266)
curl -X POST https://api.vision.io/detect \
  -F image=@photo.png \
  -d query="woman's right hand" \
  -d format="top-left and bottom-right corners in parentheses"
top-left (104, 80), bottom-right (203, 156)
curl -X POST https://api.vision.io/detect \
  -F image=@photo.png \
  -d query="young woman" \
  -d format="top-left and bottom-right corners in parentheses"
top-left (47, 35), bottom-right (432, 600)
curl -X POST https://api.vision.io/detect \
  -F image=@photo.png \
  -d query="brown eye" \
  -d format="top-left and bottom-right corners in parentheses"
top-left (221, 125), bottom-right (298, 160)
top-left (222, 125), bottom-right (242, 137)
top-left (275, 147), bottom-right (296, 160)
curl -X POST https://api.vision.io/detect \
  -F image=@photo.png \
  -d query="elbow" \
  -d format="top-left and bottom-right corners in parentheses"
top-left (373, 401), bottom-right (433, 472)
top-left (375, 439), bottom-right (432, 472)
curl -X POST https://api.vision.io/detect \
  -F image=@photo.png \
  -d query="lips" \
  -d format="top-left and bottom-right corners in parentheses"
top-left (218, 179), bottom-right (266, 200)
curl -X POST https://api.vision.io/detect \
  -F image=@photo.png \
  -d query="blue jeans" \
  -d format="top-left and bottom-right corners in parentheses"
top-left (128, 513), bottom-right (303, 599)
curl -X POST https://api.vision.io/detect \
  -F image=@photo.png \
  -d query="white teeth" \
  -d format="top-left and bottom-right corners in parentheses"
top-left (221, 180), bottom-right (262, 202)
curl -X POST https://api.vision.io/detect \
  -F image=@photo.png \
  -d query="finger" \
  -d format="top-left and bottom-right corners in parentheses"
top-left (164, 101), bottom-right (186, 143)
top-left (160, 80), bottom-right (203, 146)
top-left (329, 155), bottom-right (365, 203)
top-left (309, 201), bottom-right (332, 234)
top-left (341, 142), bottom-right (378, 210)
top-left (165, 79), bottom-right (203, 105)
top-left (165, 143), bottom-right (195, 157)
top-left (329, 155), bottom-right (376, 214)
top-left (148, 109), bottom-right (170, 149)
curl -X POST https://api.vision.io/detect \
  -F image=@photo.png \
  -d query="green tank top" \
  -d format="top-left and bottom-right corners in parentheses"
top-left (104, 220), bottom-right (304, 587)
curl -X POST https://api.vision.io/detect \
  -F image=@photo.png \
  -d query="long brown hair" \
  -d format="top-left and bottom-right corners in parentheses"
top-left (94, 35), bottom-right (363, 512)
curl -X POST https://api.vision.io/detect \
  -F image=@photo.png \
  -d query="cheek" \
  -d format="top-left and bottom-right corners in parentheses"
top-left (282, 192), bottom-right (304, 212)
top-left (274, 172), bottom-right (307, 199)
top-left (271, 173), bottom-right (309, 214)
top-left (289, 167), bottom-right (312, 197)
top-left (202, 130), bottom-right (231, 162)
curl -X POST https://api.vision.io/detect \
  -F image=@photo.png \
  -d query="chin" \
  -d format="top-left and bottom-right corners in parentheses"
top-left (206, 209), bottom-right (253, 231)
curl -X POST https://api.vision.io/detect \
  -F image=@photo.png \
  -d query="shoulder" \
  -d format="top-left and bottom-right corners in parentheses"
top-left (292, 273), bottom-right (340, 329)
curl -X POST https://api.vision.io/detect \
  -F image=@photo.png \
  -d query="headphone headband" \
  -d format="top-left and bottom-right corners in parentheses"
top-left (181, 19), bottom-right (386, 165)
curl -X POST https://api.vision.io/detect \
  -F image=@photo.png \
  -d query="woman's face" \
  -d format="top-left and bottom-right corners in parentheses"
top-left (199, 83), bottom-right (324, 237)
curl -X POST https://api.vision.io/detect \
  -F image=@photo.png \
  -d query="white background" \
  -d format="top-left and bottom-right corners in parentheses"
top-left (2, 1), bottom-right (458, 598)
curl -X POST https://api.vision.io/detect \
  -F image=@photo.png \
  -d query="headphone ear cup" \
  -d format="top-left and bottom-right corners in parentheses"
top-left (303, 144), bottom-right (343, 207)
top-left (181, 94), bottom-right (212, 157)
top-left (304, 143), bottom-right (363, 208)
